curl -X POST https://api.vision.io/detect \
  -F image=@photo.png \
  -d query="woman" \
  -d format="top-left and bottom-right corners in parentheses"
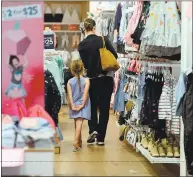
top-left (78, 18), bottom-right (118, 145)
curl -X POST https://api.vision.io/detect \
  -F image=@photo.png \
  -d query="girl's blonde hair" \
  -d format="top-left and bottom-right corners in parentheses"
top-left (71, 59), bottom-right (84, 91)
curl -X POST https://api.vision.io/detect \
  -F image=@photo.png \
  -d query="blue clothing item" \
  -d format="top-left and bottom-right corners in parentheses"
top-left (114, 73), bottom-right (125, 112)
top-left (175, 72), bottom-right (188, 116)
top-left (137, 72), bottom-right (146, 116)
top-left (2, 138), bottom-right (15, 148)
top-left (119, 5), bottom-right (134, 42)
top-left (2, 124), bottom-right (14, 131)
top-left (69, 77), bottom-right (91, 120)
top-left (2, 128), bottom-right (15, 138)
top-left (56, 126), bottom-right (63, 141)
top-left (5, 82), bottom-right (27, 98)
top-left (19, 117), bottom-right (50, 131)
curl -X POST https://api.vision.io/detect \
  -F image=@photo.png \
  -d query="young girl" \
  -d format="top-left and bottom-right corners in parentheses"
top-left (5, 55), bottom-right (28, 99)
top-left (67, 60), bottom-right (91, 152)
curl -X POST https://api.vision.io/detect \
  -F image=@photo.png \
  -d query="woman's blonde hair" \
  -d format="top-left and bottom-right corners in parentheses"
top-left (71, 59), bottom-right (84, 91)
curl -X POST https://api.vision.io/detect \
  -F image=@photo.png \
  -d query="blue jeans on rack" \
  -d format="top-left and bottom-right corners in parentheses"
top-left (114, 74), bottom-right (125, 113)
top-left (137, 72), bottom-right (145, 116)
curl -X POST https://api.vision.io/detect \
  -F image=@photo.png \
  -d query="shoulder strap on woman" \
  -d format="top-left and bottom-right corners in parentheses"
top-left (101, 36), bottom-right (106, 48)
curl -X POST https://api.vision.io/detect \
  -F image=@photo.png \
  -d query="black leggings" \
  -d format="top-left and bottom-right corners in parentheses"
top-left (88, 76), bottom-right (114, 142)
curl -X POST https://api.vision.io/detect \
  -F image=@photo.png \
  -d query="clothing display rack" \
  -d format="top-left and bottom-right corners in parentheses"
top-left (113, 54), bottom-right (186, 170)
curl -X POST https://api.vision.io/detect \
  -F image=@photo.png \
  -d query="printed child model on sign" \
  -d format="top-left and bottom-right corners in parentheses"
top-left (5, 55), bottom-right (28, 99)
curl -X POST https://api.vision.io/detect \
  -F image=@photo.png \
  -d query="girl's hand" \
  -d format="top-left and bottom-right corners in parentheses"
top-left (71, 104), bottom-right (79, 111)
top-left (76, 104), bottom-right (84, 111)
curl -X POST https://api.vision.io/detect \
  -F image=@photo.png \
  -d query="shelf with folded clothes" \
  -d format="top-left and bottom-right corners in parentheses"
top-left (2, 104), bottom-right (58, 149)
top-left (136, 143), bottom-right (180, 164)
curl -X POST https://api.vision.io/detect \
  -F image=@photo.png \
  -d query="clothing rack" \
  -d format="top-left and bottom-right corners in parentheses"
top-left (148, 62), bottom-right (180, 67)
top-left (99, 10), bottom-right (115, 18)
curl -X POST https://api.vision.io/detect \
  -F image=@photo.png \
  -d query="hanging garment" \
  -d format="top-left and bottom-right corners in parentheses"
top-left (130, 1), bottom-right (150, 50)
top-left (124, 1), bottom-right (143, 46)
top-left (61, 34), bottom-right (69, 49)
top-left (62, 9), bottom-right (72, 24)
top-left (71, 50), bottom-right (80, 60)
top-left (44, 6), bottom-right (54, 22)
top-left (71, 9), bottom-right (80, 24)
top-left (140, 2), bottom-right (181, 58)
top-left (119, 4), bottom-right (129, 42)
top-left (111, 69), bottom-right (120, 105)
top-left (44, 60), bottom-right (62, 96)
top-left (114, 3), bottom-right (122, 31)
top-left (113, 72), bottom-right (126, 112)
top-left (54, 6), bottom-right (63, 22)
top-left (62, 51), bottom-right (71, 66)
top-left (175, 72), bottom-right (188, 116)
top-left (158, 75), bottom-right (172, 121)
top-left (161, 77), bottom-right (180, 135)
top-left (44, 70), bottom-right (61, 125)
top-left (182, 73), bottom-right (193, 175)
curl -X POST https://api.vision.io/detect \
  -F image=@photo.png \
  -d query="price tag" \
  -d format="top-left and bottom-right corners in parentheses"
top-left (2, 4), bottom-right (42, 21)
top-left (44, 34), bottom-right (54, 50)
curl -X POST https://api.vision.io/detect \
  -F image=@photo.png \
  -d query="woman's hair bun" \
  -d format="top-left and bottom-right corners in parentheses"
top-left (84, 18), bottom-right (96, 32)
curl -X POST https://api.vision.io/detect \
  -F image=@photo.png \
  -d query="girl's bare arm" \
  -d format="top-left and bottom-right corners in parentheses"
top-left (67, 81), bottom-right (74, 108)
top-left (81, 78), bottom-right (90, 107)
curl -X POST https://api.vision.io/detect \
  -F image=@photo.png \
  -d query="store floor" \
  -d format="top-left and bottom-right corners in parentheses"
top-left (55, 106), bottom-right (179, 176)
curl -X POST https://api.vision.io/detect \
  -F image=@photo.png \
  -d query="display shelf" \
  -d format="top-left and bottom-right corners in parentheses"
top-left (136, 143), bottom-right (180, 164)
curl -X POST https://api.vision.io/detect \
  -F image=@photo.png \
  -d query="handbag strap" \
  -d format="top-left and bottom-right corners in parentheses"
top-left (101, 36), bottom-right (106, 48)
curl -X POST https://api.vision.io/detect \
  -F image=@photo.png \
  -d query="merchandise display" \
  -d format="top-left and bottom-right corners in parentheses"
top-left (94, 1), bottom-right (181, 60)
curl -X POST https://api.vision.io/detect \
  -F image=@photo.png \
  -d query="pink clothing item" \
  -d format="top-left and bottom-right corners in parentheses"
top-left (176, 1), bottom-right (181, 12)
top-left (186, 2), bottom-right (192, 18)
top-left (110, 69), bottom-right (120, 105)
top-left (124, 1), bottom-right (143, 46)
top-left (20, 117), bottom-right (39, 129)
top-left (2, 148), bottom-right (24, 167)
top-left (2, 115), bottom-right (13, 124)
top-left (27, 104), bottom-right (56, 129)
top-left (2, 99), bottom-right (27, 120)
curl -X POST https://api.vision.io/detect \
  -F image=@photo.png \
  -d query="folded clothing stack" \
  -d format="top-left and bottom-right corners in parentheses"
top-left (2, 115), bottom-right (55, 148)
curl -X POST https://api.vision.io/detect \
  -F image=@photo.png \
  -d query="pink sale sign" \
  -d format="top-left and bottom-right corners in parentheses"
top-left (2, 2), bottom-right (44, 109)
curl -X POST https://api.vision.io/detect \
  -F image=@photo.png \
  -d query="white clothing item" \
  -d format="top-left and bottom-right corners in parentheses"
top-left (71, 50), bottom-right (80, 60)
top-left (44, 3), bottom-right (48, 13)
top-left (61, 34), bottom-right (69, 49)
top-left (45, 6), bottom-right (52, 14)
top-left (71, 9), bottom-right (80, 24)
top-left (55, 6), bottom-right (63, 14)
top-left (50, 4), bottom-right (58, 15)
top-left (62, 9), bottom-right (71, 24)
top-left (62, 51), bottom-right (71, 66)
